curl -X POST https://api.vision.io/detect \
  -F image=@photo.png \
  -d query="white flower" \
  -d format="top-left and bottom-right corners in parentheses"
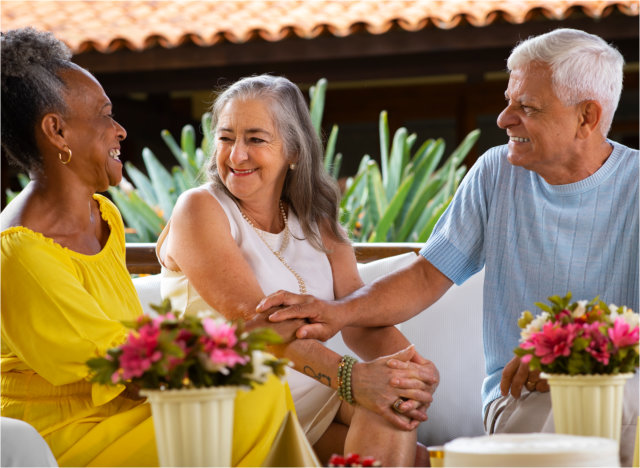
top-left (572, 300), bottom-right (588, 318)
top-left (244, 350), bottom-right (273, 384)
top-left (618, 307), bottom-right (639, 330)
top-left (196, 309), bottom-right (217, 320)
top-left (521, 311), bottom-right (550, 341)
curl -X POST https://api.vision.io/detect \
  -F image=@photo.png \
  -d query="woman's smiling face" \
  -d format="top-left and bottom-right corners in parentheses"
top-left (59, 68), bottom-right (126, 191)
top-left (215, 98), bottom-right (289, 204)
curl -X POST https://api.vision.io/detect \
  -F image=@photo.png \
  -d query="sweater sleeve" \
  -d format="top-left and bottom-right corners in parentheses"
top-left (420, 149), bottom-right (499, 284)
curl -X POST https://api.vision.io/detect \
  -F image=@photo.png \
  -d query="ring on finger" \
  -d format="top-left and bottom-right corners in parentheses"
top-left (392, 397), bottom-right (406, 413)
top-left (525, 380), bottom-right (536, 391)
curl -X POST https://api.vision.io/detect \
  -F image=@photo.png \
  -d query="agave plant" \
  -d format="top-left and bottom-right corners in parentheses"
top-left (109, 113), bottom-right (212, 242)
top-left (308, 78), bottom-right (342, 180)
top-left (341, 112), bottom-right (480, 242)
top-left (112, 78), bottom-right (333, 242)
top-left (4, 77), bottom-right (480, 244)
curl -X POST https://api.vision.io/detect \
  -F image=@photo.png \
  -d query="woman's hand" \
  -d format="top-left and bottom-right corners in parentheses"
top-left (500, 355), bottom-right (549, 398)
top-left (258, 290), bottom-right (347, 341)
top-left (351, 346), bottom-right (438, 431)
top-left (386, 350), bottom-right (440, 418)
top-left (244, 308), bottom-right (306, 344)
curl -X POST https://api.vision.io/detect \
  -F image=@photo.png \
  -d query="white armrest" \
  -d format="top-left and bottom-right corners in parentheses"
top-left (1, 417), bottom-right (57, 467)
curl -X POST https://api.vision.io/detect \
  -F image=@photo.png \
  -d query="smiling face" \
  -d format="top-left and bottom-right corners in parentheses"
top-left (215, 98), bottom-right (289, 205)
top-left (59, 68), bottom-right (126, 191)
top-left (496, 62), bottom-right (584, 182)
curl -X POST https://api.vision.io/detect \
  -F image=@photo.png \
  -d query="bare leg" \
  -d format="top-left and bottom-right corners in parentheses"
top-left (344, 405), bottom-right (417, 467)
top-left (313, 421), bottom-right (348, 466)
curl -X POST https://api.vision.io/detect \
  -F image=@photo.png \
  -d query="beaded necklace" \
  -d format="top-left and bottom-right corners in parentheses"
top-left (239, 200), bottom-right (307, 294)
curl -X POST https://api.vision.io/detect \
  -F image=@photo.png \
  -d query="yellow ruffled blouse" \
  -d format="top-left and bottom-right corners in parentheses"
top-left (1, 194), bottom-right (293, 467)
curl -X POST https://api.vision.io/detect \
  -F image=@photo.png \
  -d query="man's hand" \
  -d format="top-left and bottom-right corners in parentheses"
top-left (257, 290), bottom-right (346, 341)
top-left (500, 356), bottom-right (549, 398)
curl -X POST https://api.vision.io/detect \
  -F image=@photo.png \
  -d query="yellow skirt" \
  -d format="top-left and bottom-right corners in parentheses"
top-left (2, 372), bottom-right (294, 467)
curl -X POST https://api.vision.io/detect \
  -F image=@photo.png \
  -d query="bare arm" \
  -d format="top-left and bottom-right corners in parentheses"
top-left (322, 227), bottom-right (440, 419)
top-left (261, 255), bottom-right (453, 342)
top-left (162, 192), bottom-right (432, 428)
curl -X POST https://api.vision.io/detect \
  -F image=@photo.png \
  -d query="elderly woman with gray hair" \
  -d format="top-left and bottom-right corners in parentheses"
top-left (156, 74), bottom-right (439, 466)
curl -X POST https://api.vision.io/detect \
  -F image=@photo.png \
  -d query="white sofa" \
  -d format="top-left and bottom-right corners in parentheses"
top-left (1, 252), bottom-right (486, 466)
top-left (134, 251), bottom-right (487, 447)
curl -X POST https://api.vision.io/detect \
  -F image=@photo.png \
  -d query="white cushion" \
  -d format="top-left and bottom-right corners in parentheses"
top-left (132, 274), bottom-right (163, 317)
top-left (327, 253), bottom-right (486, 446)
top-left (1, 417), bottom-right (57, 467)
top-left (131, 252), bottom-right (487, 446)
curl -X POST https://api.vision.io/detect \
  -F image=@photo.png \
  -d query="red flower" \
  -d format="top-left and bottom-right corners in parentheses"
top-left (525, 322), bottom-right (580, 365)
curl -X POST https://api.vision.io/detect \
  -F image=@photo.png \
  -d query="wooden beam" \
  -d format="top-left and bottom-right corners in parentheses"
top-left (125, 242), bottom-right (422, 274)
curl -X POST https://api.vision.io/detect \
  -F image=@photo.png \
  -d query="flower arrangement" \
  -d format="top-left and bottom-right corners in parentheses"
top-left (87, 300), bottom-right (289, 389)
top-left (514, 292), bottom-right (639, 375)
top-left (328, 453), bottom-right (382, 467)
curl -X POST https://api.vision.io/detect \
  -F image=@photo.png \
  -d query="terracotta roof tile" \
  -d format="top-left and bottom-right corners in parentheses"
top-left (1, 0), bottom-right (637, 53)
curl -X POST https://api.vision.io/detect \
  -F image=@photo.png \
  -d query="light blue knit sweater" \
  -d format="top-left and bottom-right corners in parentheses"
top-left (420, 140), bottom-right (639, 414)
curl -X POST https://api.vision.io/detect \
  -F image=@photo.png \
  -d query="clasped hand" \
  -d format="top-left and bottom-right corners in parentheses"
top-left (355, 346), bottom-right (439, 430)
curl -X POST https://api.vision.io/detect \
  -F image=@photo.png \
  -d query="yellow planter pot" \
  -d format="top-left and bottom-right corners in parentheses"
top-left (141, 386), bottom-right (238, 467)
top-left (541, 373), bottom-right (634, 443)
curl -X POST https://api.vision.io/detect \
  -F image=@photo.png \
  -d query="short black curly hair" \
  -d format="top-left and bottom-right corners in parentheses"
top-left (1, 27), bottom-right (81, 173)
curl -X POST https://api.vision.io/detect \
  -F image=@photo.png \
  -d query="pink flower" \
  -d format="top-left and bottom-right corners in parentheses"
top-left (608, 318), bottom-right (640, 349)
top-left (208, 348), bottom-right (248, 368)
top-left (119, 323), bottom-right (163, 380)
top-left (583, 322), bottom-right (611, 365)
top-left (202, 318), bottom-right (238, 348)
top-left (527, 322), bottom-right (579, 365)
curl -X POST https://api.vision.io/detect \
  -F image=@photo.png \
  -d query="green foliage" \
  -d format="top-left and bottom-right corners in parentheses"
top-left (5, 78), bottom-right (480, 245)
top-left (341, 112), bottom-right (480, 242)
top-left (4, 173), bottom-right (30, 204)
top-left (86, 298), bottom-right (289, 390)
top-left (109, 113), bottom-right (212, 242)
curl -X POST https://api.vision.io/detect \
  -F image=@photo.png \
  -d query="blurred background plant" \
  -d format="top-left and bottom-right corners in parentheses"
top-left (4, 77), bottom-right (479, 243)
top-left (108, 113), bottom-right (212, 242)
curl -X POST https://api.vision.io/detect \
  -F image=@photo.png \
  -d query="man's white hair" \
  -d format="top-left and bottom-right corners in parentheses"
top-left (507, 28), bottom-right (624, 137)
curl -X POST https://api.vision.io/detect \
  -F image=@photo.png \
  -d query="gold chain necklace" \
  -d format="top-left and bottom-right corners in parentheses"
top-left (239, 200), bottom-right (307, 294)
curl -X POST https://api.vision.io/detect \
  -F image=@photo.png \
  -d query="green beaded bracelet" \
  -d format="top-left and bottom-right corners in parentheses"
top-left (337, 355), bottom-right (357, 404)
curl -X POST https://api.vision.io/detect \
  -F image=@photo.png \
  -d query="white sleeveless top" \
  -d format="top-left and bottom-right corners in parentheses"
top-left (157, 184), bottom-right (341, 444)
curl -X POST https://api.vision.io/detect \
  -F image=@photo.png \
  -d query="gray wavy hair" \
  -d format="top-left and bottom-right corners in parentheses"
top-left (507, 28), bottom-right (624, 137)
top-left (206, 74), bottom-right (346, 251)
top-left (1, 27), bottom-right (83, 173)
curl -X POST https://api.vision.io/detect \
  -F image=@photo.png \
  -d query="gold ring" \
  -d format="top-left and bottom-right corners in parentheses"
top-left (392, 398), bottom-right (405, 413)
top-left (525, 380), bottom-right (536, 391)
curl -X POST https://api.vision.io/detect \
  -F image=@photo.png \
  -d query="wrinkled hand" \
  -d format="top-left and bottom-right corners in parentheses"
top-left (245, 306), bottom-right (305, 344)
top-left (385, 351), bottom-right (439, 424)
top-left (500, 356), bottom-right (549, 399)
top-left (258, 290), bottom-right (345, 341)
top-left (352, 346), bottom-right (437, 431)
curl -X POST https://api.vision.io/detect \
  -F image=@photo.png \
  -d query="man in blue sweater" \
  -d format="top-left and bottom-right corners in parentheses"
top-left (262, 28), bottom-right (638, 465)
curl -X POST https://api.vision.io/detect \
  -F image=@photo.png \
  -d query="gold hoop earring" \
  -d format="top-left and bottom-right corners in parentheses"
top-left (289, 163), bottom-right (297, 170)
top-left (58, 146), bottom-right (72, 165)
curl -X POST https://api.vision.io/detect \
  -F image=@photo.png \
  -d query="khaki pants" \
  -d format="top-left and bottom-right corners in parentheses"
top-left (484, 373), bottom-right (639, 467)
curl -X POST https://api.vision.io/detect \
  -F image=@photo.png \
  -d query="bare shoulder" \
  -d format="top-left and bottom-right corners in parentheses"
top-left (172, 186), bottom-right (227, 225)
top-left (318, 218), bottom-right (352, 256)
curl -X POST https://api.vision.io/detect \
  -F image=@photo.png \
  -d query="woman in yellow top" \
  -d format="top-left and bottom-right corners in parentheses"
top-left (1, 27), bottom-right (300, 467)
